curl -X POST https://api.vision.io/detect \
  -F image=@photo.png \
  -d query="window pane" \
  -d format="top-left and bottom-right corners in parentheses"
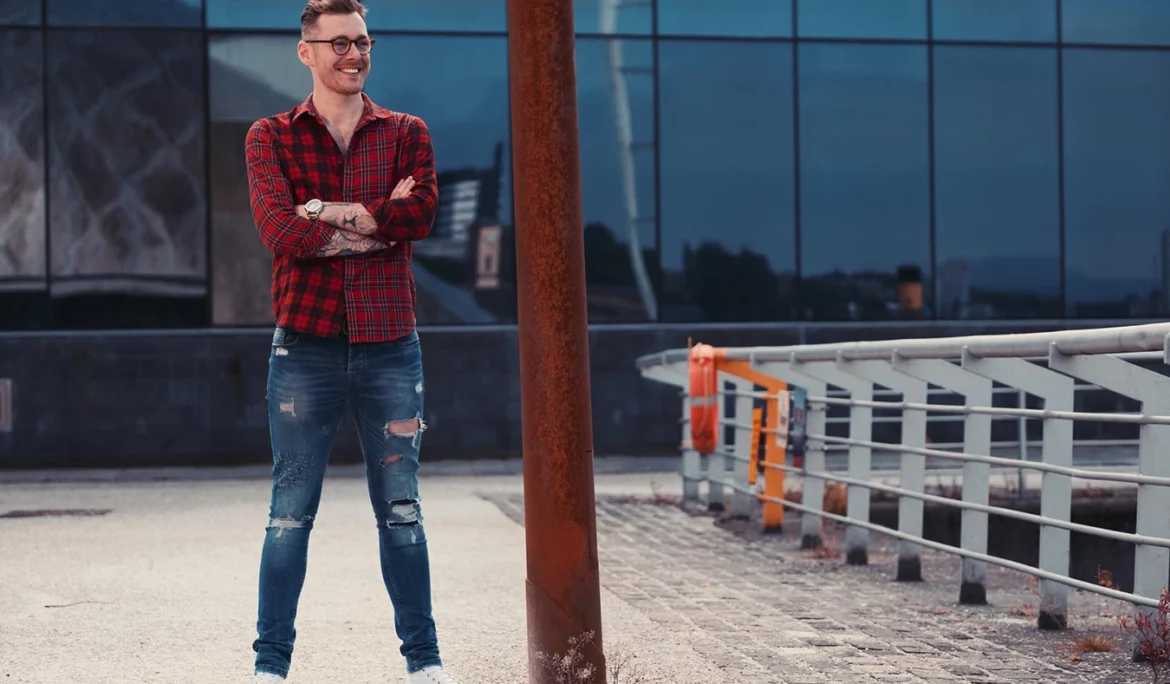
top-left (0, 0), bottom-right (41, 25)
top-left (1062, 0), bottom-right (1170, 46)
top-left (659, 40), bottom-right (795, 322)
top-left (1063, 49), bottom-right (1170, 317)
top-left (208, 0), bottom-right (505, 32)
top-left (657, 0), bottom-right (792, 37)
top-left (798, 0), bottom-right (926, 40)
top-left (0, 30), bottom-right (46, 330)
top-left (933, 46), bottom-right (1060, 320)
top-left (575, 37), bottom-right (656, 322)
top-left (208, 34), bottom-right (297, 327)
top-left (46, 29), bottom-right (207, 328)
top-left (48, 0), bottom-right (201, 27)
top-left (798, 43), bottom-right (930, 321)
top-left (574, 0), bottom-right (651, 35)
top-left (209, 34), bottom-right (513, 326)
top-left (932, 0), bottom-right (1056, 43)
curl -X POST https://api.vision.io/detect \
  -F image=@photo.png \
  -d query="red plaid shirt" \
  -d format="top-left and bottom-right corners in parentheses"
top-left (245, 93), bottom-right (437, 343)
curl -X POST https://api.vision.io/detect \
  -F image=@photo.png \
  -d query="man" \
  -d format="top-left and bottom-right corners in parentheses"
top-left (244, 2), bottom-right (461, 683)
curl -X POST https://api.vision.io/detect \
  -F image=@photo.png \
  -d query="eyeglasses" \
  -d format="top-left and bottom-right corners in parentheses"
top-left (305, 37), bottom-right (376, 55)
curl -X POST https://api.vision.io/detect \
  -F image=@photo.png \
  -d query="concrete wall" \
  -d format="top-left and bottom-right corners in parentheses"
top-left (0, 319), bottom-right (1154, 470)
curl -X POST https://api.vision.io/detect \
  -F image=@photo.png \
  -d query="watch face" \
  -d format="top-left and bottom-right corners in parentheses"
top-left (306, 199), bottom-right (323, 213)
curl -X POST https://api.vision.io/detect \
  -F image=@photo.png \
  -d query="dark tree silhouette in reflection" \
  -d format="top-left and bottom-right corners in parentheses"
top-left (583, 222), bottom-right (660, 321)
top-left (678, 241), bottom-right (792, 322)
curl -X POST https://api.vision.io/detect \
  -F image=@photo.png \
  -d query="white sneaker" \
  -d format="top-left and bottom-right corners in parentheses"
top-left (254, 673), bottom-right (285, 683)
top-left (406, 665), bottom-right (463, 684)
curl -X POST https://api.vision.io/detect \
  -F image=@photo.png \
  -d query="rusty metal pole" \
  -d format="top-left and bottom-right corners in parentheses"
top-left (507, 0), bottom-right (606, 682)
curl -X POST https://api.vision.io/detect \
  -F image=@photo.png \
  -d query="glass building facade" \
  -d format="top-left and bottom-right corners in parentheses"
top-left (3, 0), bottom-right (1170, 331)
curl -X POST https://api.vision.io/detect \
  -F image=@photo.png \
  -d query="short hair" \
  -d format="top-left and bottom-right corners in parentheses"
top-left (301, 0), bottom-right (367, 36)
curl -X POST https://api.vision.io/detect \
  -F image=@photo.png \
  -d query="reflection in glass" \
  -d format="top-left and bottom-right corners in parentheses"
top-left (207, 0), bottom-right (506, 32)
top-left (932, 0), bottom-right (1056, 43)
top-left (798, 43), bottom-right (930, 321)
top-left (1063, 49), bottom-right (1170, 317)
top-left (0, 0), bottom-right (41, 25)
top-left (381, 36), bottom-right (513, 326)
top-left (656, 0), bottom-right (791, 37)
top-left (209, 34), bottom-right (513, 326)
top-left (1062, 0), bottom-right (1170, 46)
top-left (797, 0), bottom-right (926, 40)
top-left (0, 30), bottom-right (46, 330)
top-left (574, 0), bottom-right (651, 35)
top-left (659, 39), bottom-right (795, 322)
top-left (46, 29), bottom-right (207, 328)
top-left (48, 0), bottom-right (201, 27)
top-left (575, 37), bottom-right (656, 322)
top-left (933, 46), bottom-right (1060, 320)
top-left (0, 31), bottom-right (45, 289)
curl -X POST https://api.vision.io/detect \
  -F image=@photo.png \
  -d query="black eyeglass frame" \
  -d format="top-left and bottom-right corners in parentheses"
top-left (304, 37), bottom-right (376, 55)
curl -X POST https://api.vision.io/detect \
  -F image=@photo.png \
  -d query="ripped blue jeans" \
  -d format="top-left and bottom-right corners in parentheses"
top-left (253, 327), bottom-right (441, 678)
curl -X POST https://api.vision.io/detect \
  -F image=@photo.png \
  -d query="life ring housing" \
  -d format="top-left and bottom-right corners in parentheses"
top-left (688, 343), bottom-right (719, 454)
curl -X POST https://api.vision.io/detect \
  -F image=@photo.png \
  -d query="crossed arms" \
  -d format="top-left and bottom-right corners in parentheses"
top-left (290, 178), bottom-right (415, 257)
top-left (245, 116), bottom-right (438, 260)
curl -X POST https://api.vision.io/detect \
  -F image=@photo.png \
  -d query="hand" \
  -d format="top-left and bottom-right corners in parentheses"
top-left (391, 176), bottom-right (415, 200)
top-left (294, 204), bottom-right (307, 218)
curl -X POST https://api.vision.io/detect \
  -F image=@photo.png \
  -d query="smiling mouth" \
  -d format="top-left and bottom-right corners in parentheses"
top-left (339, 67), bottom-right (362, 75)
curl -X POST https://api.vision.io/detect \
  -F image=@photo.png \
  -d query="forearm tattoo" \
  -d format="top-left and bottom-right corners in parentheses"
top-left (315, 229), bottom-right (387, 257)
top-left (320, 203), bottom-right (378, 236)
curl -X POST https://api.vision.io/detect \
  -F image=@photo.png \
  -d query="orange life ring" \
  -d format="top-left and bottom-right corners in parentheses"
top-left (688, 343), bottom-right (719, 454)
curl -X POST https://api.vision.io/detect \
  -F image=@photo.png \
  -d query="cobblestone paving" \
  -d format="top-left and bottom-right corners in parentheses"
top-left (484, 493), bottom-right (1147, 684)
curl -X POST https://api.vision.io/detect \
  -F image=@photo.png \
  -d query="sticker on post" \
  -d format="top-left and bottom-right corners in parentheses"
top-left (774, 389), bottom-right (790, 450)
top-left (788, 385), bottom-right (808, 462)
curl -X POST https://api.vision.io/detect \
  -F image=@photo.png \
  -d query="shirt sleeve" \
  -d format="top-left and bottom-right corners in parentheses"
top-left (245, 118), bottom-right (333, 258)
top-left (364, 116), bottom-right (439, 244)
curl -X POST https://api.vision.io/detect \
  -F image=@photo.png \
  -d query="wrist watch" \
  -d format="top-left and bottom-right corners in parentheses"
top-left (305, 198), bottom-right (323, 220)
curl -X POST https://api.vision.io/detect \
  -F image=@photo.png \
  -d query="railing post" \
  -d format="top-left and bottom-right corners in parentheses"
top-left (961, 350), bottom-right (1074, 630)
top-left (892, 353), bottom-right (993, 605)
top-left (787, 357), bottom-right (874, 566)
top-left (1048, 342), bottom-right (1170, 652)
top-left (706, 380), bottom-right (727, 511)
top-left (757, 361), bottom-right (829, 549)
top-left (835, 356), bottom-right (929, 582)
top-left (728, 377), bottom-right (757, 519)
top-left (680, 393), bottom-right (701, 504)
top-left (1016, 389), bottom-right (1028, 495)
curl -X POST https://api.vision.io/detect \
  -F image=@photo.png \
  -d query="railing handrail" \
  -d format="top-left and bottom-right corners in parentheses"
top-left (636, 321), bottom-right (1170, 368)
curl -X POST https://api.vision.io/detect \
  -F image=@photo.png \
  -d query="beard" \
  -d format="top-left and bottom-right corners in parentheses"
top-left (321, 61), bottom-right (367, 95)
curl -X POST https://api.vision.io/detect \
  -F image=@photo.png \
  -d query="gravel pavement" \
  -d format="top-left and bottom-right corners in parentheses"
top-left (0, 472), bottom-right (718, 684)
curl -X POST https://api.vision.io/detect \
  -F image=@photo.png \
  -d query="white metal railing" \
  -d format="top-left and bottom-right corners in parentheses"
top-left (636, 322), bottom-right (1170, 635)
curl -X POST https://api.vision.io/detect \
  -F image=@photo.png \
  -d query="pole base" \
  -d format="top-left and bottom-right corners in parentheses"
top-left (800, 533), bottom-right (822, 550)
top-left (896, 556), bottom-right (923, 582)
top-left (526, 579), bottom-right (606, 684)
top-left (1038, 609), bottom-right (1067, 631)
top-left (959, 581), bottom-right (988, 605)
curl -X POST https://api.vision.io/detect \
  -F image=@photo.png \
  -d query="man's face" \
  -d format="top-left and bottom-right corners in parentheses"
top-left (298, 12), bottom-right (371, 96)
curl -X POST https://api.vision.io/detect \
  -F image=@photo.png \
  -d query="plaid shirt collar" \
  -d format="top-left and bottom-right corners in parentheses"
top-left (291, 91), bottom-right (394, 127)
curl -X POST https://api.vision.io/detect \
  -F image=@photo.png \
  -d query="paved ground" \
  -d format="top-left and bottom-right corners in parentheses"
top-left (0, 469), bottom-right (1152, 683)
top-left (487, 491), bottom-right (1148, 684)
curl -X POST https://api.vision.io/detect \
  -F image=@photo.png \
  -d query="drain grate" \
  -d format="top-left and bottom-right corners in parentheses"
top-left (0, 379), bottom-right (10, 433)
top-left (0, 508), bottom-right (112, 519)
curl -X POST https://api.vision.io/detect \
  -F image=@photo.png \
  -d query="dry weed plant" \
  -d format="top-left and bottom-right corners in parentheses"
top-left (534, 630), bottom-right (651, 684)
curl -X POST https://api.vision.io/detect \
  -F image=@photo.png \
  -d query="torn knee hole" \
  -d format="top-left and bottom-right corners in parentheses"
top-left (381, 454), bottom-right (404, 466)
top-left (385, 416), bottom-right (421, 437)
top-left (269, 515), bottom-right (311, 528)
top-left (267, 515), bottom-right (312, 536)
top-left (383, 499), bottom-right (421, 526)
top-left (388, 417), bottom-right (419, 435)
